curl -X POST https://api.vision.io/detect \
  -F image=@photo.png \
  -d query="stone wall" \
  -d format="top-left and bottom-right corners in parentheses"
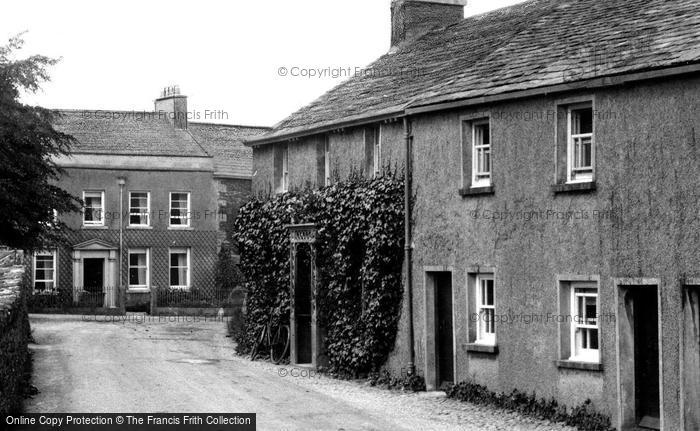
top-left (0, 262), bottom-right (31, 416)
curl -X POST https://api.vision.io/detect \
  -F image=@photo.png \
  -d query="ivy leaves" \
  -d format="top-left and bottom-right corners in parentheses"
top-left (233, 168), bottom-right (405, 376)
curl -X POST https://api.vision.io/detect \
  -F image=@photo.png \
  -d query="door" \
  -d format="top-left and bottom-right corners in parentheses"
top-left (83, 258), bottom-right (105, 307)
top-left (633, 288), bottom-right (660, 430)
top-left (83, 258), bottom-right (104, 293)
top-left (294, 245), bottom-right (313, 364)
top-left (435, 272), bottom-right (454, 388)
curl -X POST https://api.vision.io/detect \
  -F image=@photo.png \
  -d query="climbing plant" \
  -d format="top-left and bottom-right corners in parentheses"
top-left (232, 168), bottom-right (405, 376)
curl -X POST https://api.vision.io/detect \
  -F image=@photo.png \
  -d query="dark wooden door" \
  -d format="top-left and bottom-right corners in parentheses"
top-left (83, 258), bottom-right (104, 293)
top-left (294, 245), bottom-right (313, 364)
top-left (633, 288), bottom-right (660, 429)
top-left (435, 273), bottom-right (454, 387)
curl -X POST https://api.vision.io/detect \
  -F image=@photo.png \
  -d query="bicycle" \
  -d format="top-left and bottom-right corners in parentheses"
top-left (250, 315), bottom-right (290, 364)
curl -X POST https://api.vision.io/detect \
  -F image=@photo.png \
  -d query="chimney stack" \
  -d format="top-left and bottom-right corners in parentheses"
top-left (391, 0), bottom-right (467, 50)
top-left (154, 85), bottom-right (188, 129)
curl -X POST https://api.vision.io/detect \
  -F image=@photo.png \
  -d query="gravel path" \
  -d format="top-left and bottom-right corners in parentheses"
top-left (26, 314), bottom-right (575, 431)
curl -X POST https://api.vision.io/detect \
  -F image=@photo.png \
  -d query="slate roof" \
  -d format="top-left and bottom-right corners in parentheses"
top-left (55, 110), bottom-right (210, 157)
top-left (54, 110), bottom-right (269, 178)
top-left (251, 0), bottom-right (700, 143)
top-left (188, 122), bottom-right (271, 178)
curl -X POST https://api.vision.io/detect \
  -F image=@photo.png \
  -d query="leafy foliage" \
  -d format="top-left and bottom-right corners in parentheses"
top-left (0, 273), bottom-right (33, 416)
top-left (0, 33), bottom-right (81, 250)
top-left (367, 370), bottom-right (426, 392)
top-left (447, 380), bottom-right (614, 431)
top-left (232, 168), bottom-right (405, 376)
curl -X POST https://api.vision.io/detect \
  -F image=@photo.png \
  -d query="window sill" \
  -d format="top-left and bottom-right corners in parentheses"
top-left (459, 186), bottom-right (495, 197)
top-left (81, 225), bottom-right (108, 230)
top-left (551, 182), bottom-right (596, 194)
top-left (127, 225), bottom-right (152, 230)
top-left (168, 226), bottom-right (193, 231)
top-left (555, 360), bottom-right (603, 371)
top-left (465, 343), bottom-right (498, 354)
top-left (127, 288), bottom-right (150, 293)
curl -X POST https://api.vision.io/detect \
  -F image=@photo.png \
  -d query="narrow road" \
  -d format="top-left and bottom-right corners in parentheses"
top-left (26, 314), bottom-right (573, 431)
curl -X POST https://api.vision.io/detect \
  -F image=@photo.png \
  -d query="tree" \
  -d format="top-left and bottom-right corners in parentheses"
top-left (0, 33), bottom-right (81, 250)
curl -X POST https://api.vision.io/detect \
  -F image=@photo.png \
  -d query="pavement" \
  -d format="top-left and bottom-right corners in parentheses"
top-left (26, 314), bottom-right (574, 431)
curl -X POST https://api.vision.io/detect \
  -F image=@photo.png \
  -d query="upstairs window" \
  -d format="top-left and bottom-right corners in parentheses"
top-left (472, 120), bottom-right (491, 187)
top-left (129, 192), bottom-right (150, 226)
top-left (364, 126), bottom-right (381, 178)
top-left (324, 137), bottom-right (331, 186)
top-left (83, 191), bottom-right (104, 226)
top-left (33, 251), bottom-right (56, 293)
top-left (568, 104), bottom-right (594, 183)
top-left (282, 144), bottom-right (289, 192)
top-left (169, 192), bottom-right (190, 227)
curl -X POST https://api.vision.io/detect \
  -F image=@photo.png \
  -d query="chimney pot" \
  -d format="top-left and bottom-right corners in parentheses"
top-left (155, 85), bottom-right (188, 129)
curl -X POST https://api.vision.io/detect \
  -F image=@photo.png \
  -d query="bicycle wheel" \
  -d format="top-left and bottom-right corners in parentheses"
top-left (250, 325), bottom-right (267, 361)
top-left (270, 324), bottom-right (290, 364)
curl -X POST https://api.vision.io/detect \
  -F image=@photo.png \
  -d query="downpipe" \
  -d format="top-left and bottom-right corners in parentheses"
top-left (403, 116), bottom-right (415, 376)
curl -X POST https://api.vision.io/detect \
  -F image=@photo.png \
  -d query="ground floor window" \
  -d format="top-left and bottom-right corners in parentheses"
top-left (33, 251), bottom-right (56, 293)
top-left (128, 248), bottom-right (149, 290)
top-left (571, 285), bottom-right (599, 362)
top-left (476, 274), bottom-right (496, 345)
top-left (169, 248), bottom-right (190, 289)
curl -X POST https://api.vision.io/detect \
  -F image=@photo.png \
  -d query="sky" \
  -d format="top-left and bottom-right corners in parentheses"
top-left (2, 0), bottom-right (526, 127)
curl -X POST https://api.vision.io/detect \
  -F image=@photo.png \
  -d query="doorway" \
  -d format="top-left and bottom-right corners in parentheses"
top-left (616, 281), bottom-right (661, 431)
top-left (434, 272), bottom-right (454, 388)
top-left (632, 288), bottom-right (660, 429)
top-left (83, 258), bottom-right (105, 308)
top-left (83, 258), bottom-right (104, 293)
top-left (294, 244), bottom-right (313, 364)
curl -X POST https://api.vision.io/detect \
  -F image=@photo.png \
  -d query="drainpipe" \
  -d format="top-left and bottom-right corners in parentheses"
top-left (117, 177), bottom-right (126, 310)
top-left (403, 116), bottom-right (415, 376)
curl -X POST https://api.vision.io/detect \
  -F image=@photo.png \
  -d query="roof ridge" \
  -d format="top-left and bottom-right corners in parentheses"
top-left (189, 121), bottom-right (271, 129)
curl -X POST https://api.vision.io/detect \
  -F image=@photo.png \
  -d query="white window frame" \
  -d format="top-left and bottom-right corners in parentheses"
top-left (324, 137), bottom-right (331, 186)
top-left (82, 191), bottom-right (105, 226)
top-left (169, 247), bottom-right (191, 290)
top-left (569, 283), bottom-right (600, 363)
top-left (567, 103), bottom-right (594, 183)
top-left (128, 191), bottom-right (150, 227)
top-left (471, 120), bottom-right (491, 188)
top-left (169, 192), bottom-right (191, 228)
top-left (127, 248), bottom-right (150, 291)
top-left (475, 273), bottom-right (496, 345)
top-left (281, 144), bottom-right (289, 193)
top-left (33, 250), bottom-right (57, 293)
top-left (373, 127), bottom-right (381, 178)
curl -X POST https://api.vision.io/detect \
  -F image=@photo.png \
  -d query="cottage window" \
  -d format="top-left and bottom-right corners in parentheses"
top-left (282, 144), bottom-right (289, 192)
top-left (128, 249), bottom-right (149, 290)
top-left (472, 120), bottom-right (491, 187)
top-left (571, 284), bottom-right (599, 362)
top-left (169, 192), bottom-right (190, 227)
top-left (33, 251), bottom-right (56, 293)
top-left (129, 192), bottom-right (150, 226)
top-left (169, 248), bottom-right (190, 289)
top-left (568, 105), bottom-right (594, 182)
top-left (476, 274), bottom-right (496, 345)
top-left (365, 126), bottom-right (381, 178)
top-left (83, 191), bottom-right (105, 226)
top-left (324, 137), bottom-right (331, 186)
